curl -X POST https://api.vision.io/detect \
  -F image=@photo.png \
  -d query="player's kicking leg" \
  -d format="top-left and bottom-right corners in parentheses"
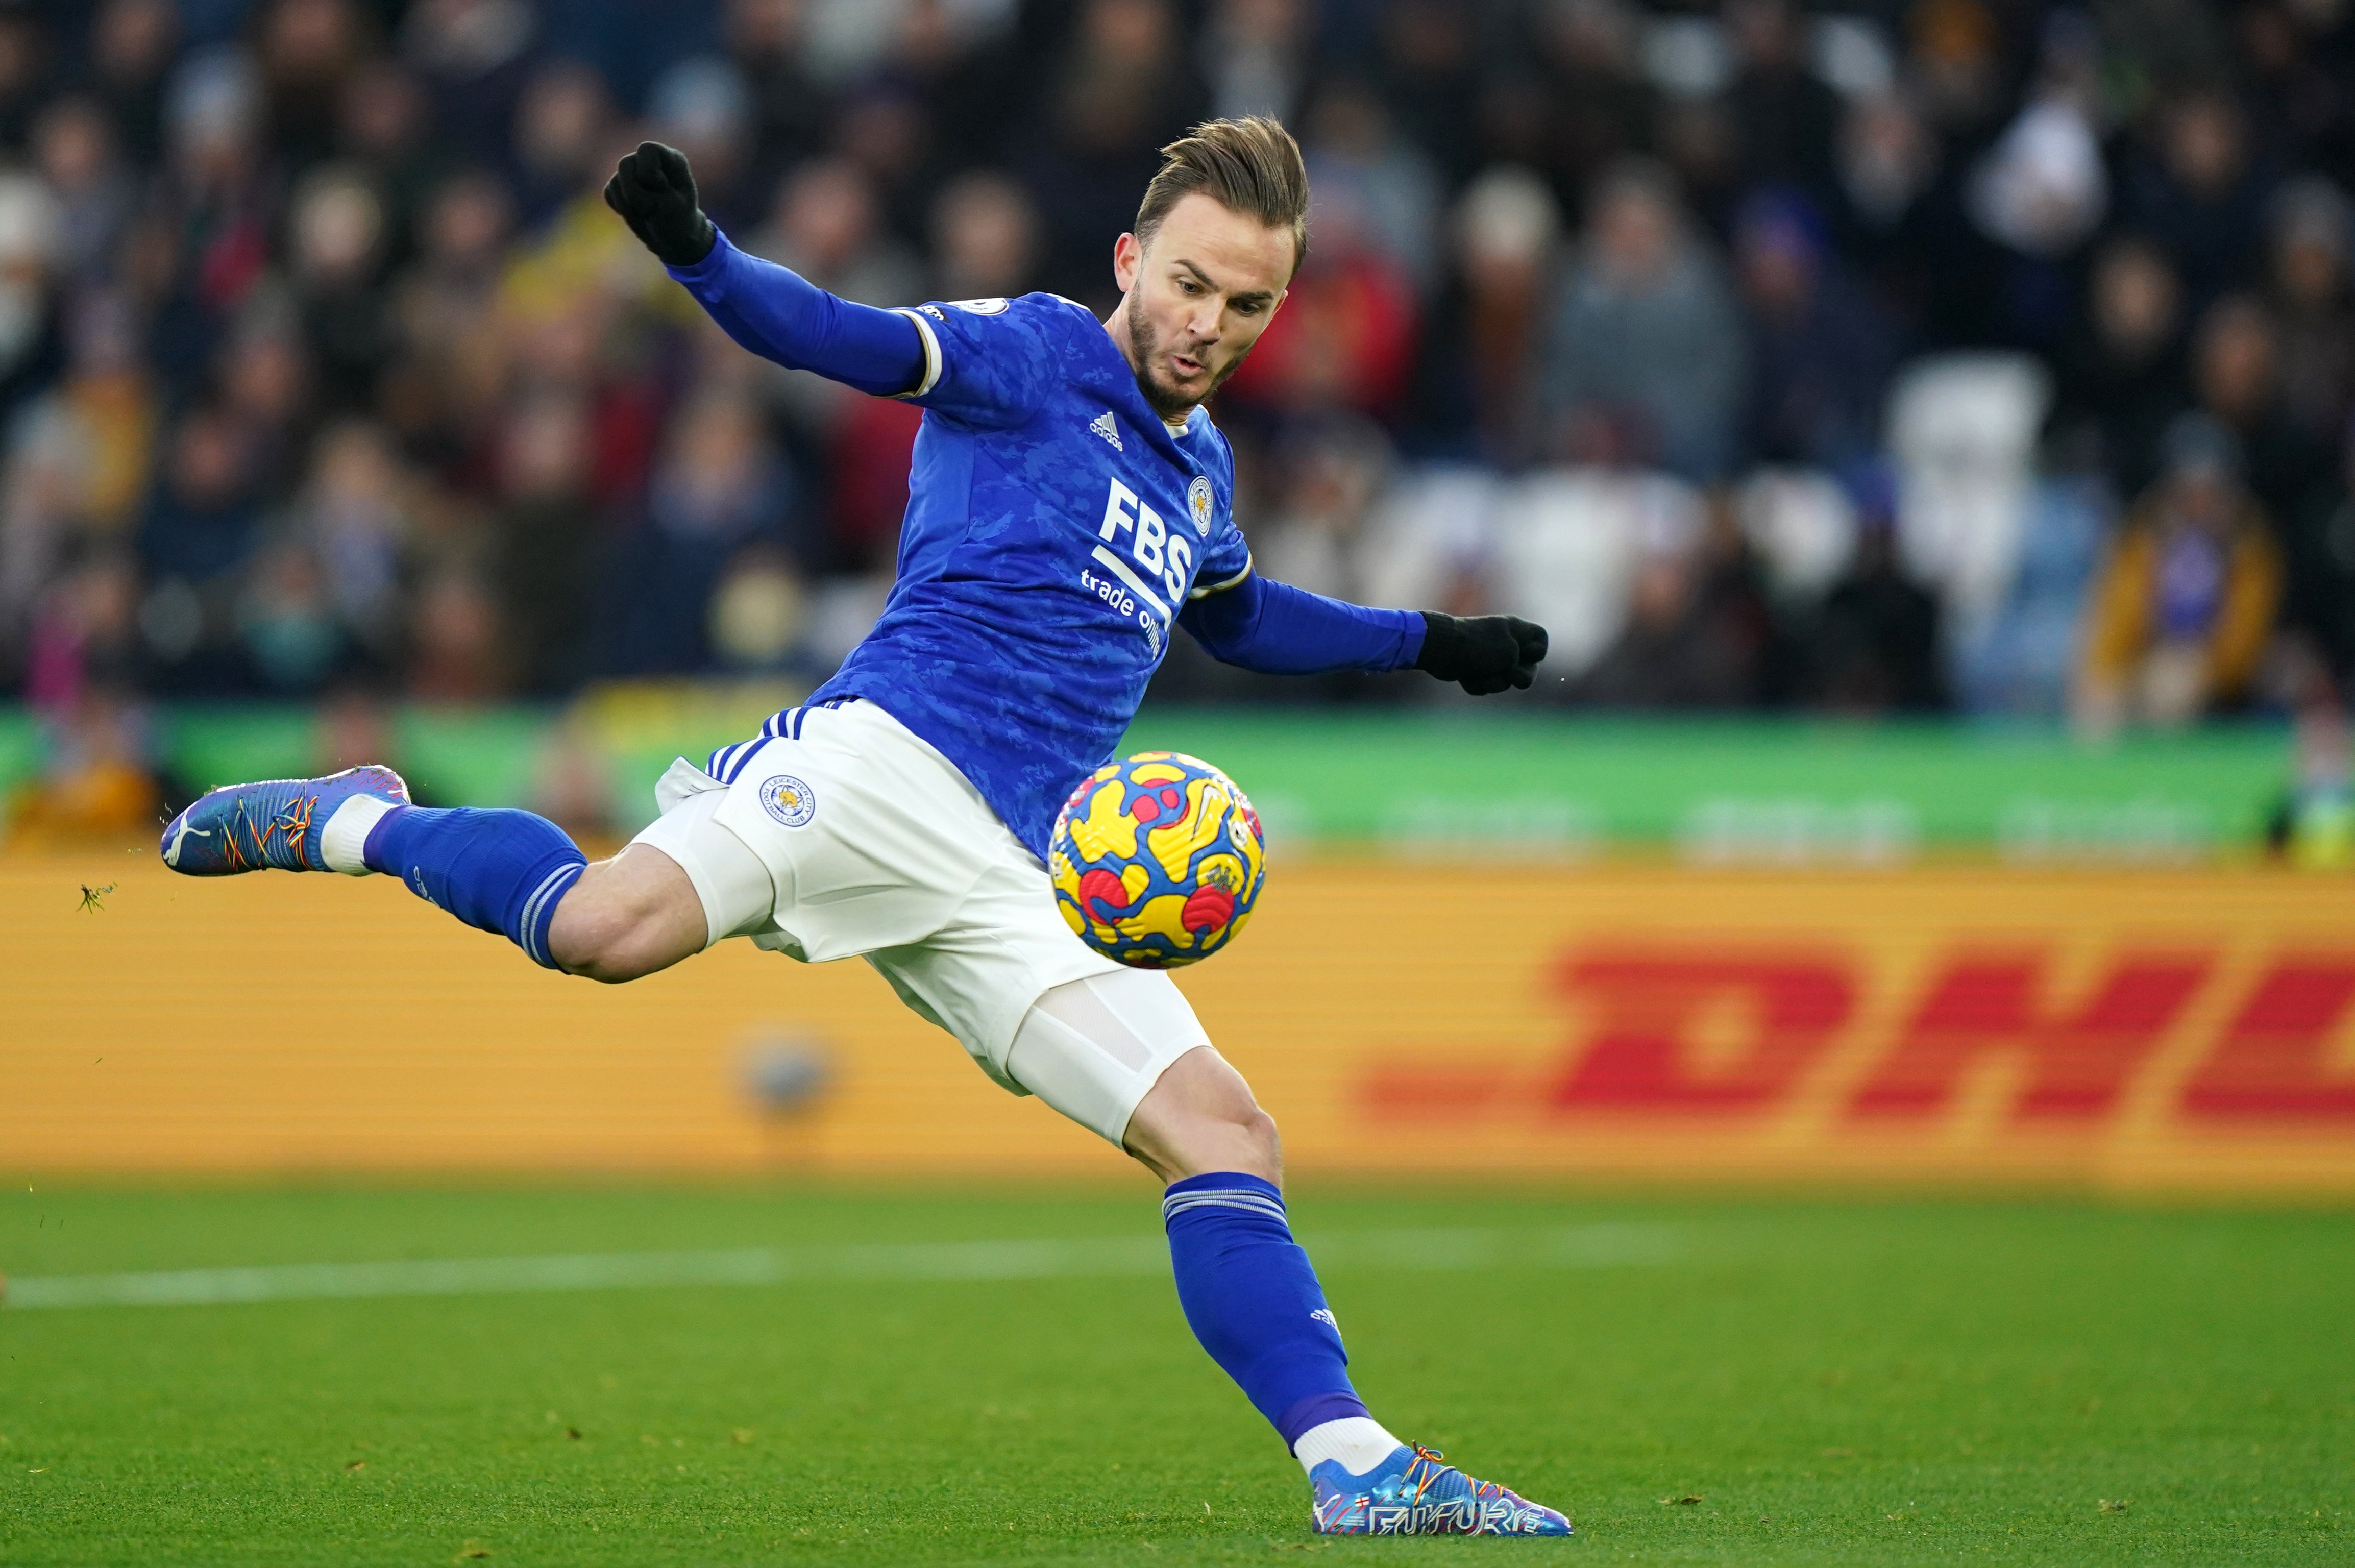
top-left (165, 757), bottom-right (1572, 1534)
top-left (1004, 976), bottom-right (1572, 1536)
top-left (158, 768), bottom-right (706, 981)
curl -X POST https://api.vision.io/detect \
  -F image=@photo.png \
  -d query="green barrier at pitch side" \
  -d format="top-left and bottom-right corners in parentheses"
top-left (1121, 712), bottom-right (2287, 860)
top-left (0, 699), bottom-right (2292, 857)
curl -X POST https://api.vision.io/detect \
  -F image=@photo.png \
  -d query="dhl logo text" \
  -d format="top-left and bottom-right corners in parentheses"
top-left (1364, 946), bottom-right (2355, 1128)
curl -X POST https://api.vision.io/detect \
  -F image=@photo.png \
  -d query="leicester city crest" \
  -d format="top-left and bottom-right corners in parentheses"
top-left (758, 774), bottom-right (817, 828)
top-left (1187, 475), bottom-right (1214, 534)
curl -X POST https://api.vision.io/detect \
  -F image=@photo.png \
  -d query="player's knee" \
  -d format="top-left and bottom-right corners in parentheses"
top-left (546, 888), bottom-right (668, 983)
top-left (546, 849), bottom-right (709, 982)
top-left (1125, 1049), bottom-right (1284, 1183)
top-left (1198, 1064), bottom-right (1280, 1161)
top-left (547, 904), bottom-right (643, 982)
top-left (1236, 1104), bottom-right (1282, 1170)
top-left (1171, 1098), bottom-right (1280, 1182)
top-left (561, 946), bottom-right (652, 985)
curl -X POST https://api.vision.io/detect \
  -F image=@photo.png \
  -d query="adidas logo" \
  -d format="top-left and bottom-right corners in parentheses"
top-left (1089, 411), bottom-right (1121, 451)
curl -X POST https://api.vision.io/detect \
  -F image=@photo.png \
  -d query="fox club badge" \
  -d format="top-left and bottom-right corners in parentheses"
top-left (1187, 475), bottom-right (1214, 534)
top-left (758, 774), bottom-right (817, 828)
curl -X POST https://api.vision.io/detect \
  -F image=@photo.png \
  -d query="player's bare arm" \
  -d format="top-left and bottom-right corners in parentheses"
top-left (159, 118), bottom-right (1567, 1537)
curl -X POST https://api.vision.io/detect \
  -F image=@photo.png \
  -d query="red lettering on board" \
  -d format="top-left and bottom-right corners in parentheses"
top-left (1847, 951), bottom-right (2212, 1122)
top-left (1549, 952), bottom-right (1853, 1112)
top-left (2180, 958), bottom-right (2355, 1122)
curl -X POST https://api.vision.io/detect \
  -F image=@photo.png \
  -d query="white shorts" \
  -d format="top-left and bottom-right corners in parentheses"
top-left (630, 698), bottom-right (1208, 1143)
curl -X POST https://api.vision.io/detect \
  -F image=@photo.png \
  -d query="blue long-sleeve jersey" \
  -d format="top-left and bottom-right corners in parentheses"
top-left (666, 233), bottom-right (1425, 855)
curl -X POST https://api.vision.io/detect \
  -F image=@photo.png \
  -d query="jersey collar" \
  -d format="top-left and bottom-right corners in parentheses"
top-left (1082, 315), bottom-right (1212, 465)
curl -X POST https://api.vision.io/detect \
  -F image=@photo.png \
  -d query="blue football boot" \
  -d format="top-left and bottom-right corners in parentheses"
top-left (160, 766), bottom-right (409, 876)
top-left (1310, 1443), bottom-right (1571, 1536)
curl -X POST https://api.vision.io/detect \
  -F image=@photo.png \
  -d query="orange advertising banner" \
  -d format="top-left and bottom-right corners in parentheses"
top-left (5, 853), bottom-right (2353, 1188)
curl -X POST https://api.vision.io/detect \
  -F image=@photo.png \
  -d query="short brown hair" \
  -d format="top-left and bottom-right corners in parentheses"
top-left (1134, 116), bottom-right (1310, 279)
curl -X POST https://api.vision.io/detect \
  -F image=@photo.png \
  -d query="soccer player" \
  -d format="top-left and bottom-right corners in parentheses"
top-left (161, 118), bottom-right (1562, 1536)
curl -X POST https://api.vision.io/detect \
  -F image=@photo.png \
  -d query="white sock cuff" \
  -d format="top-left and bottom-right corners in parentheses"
top-left (321, 794), bottom-right (400, 876)
top-left (1291, 1416), bottom-right (1402, 1478)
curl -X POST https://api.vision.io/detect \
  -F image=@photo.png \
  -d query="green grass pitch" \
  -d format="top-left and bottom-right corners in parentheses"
top-left (1, 1184), bottom-right (2348, 1565)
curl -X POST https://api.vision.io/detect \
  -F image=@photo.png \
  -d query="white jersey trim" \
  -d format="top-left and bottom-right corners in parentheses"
top-left (1188, 554), bottom-right (1254, 599)
top-left (891, 308), bottom-right (944, 398)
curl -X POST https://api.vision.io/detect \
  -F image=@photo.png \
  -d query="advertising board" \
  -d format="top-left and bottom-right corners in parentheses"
top-left (5, 856), bottom-right (2350, 1187)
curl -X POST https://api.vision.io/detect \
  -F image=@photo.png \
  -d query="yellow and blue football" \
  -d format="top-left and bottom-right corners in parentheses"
top-left (1048, 751), bottom-right (1266, 968)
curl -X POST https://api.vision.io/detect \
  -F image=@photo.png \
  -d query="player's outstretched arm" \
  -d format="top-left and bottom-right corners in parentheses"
top-left (1178, 574), bottom-right (1547, 694)
top-left (605, 141), bottom-right (928, 399)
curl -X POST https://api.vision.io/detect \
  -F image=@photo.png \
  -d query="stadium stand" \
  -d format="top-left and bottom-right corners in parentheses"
top-left (1, 0), bottom-right (2352, 844)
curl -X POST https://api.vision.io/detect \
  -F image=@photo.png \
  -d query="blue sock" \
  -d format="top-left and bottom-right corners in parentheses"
top-left (1163, 1173), bottom-right (1370, 1446)
top-left (362, 806), bottom-right (586, 971)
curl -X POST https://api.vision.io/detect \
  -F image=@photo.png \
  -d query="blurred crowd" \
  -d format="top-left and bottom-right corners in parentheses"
top-left (4, 0), bottom-right (2355, 793)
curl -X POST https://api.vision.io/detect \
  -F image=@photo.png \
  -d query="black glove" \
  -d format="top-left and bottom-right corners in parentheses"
top-left (1415, 611), bottom-right (1548, 695)
top-left (603, 141), bottom-right (716, 267)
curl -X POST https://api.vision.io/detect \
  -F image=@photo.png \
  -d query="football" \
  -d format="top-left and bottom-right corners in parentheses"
top-left (1048, 751), bottom-right (1266, 968)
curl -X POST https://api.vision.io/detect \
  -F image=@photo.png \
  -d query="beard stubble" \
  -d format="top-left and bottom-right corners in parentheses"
top-left (1124, 304), bottom-right (1250, 422)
